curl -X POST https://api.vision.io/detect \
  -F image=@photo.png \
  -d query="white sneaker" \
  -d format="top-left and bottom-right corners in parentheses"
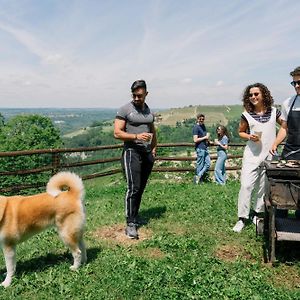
top-left (193, 175), bottom-right (200, 185)
top-left (252, 216), bottom-right (258, 225)
top-left (232, 220), bottom-right (245, 233)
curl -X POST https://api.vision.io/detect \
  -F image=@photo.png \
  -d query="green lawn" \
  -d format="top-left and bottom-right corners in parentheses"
top-left (1, 173), bottom-right (300, 299)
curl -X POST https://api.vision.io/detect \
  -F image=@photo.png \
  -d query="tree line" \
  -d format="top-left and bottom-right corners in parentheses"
top-left (0, 112), bottom-right (241, 194)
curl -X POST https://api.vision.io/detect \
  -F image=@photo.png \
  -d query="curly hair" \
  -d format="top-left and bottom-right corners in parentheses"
top-left (242, 83), bottom-right (273, 112)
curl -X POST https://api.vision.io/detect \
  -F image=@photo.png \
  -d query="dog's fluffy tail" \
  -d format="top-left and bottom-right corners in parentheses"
top-left (46, 172), bottom-right (85, 201)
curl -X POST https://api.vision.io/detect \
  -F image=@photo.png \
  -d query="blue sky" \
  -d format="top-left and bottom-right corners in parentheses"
top-left (0, 0), bottom-right (299, 109)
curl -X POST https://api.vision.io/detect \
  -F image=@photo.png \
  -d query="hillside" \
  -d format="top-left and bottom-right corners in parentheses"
top-left (155, 104), bottom-right (242, 127)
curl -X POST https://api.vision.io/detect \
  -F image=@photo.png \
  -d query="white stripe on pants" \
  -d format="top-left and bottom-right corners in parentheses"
top-left (237, 161), bottom-right (266, 219)
top-left (122, 148), bottom-right (154, 224)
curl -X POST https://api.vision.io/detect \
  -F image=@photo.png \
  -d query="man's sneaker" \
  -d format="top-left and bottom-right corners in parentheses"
top-left (232, 220), bottom-right (245, 233)
top-left (193, 175), bottom-right (200, 185)
top-left (125, 223), bottom-right (139, 239)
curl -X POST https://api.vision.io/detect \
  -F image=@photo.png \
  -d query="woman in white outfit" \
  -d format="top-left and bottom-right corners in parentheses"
top-left (233, 83), bottom-right (282, 233)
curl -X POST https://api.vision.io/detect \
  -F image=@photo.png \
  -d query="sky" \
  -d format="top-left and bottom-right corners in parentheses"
top-left (0, 0), bottom-right (299, 109)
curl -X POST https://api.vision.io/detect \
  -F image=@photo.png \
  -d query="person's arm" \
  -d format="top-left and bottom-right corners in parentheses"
top-left (270, 120), bottom-right (288, 155)
top-left (193, 134), bottom-right (209, 143)
top-left (114, 118), bottom-right (137, 141)
top-left (238, 119), bottom-right (259, 142)
top-left (216, 137), bottom-right (228, 150)
top-left (150, 123), bottom-right (157, 156)
top-left (114, 118), bottom-right (154, 143)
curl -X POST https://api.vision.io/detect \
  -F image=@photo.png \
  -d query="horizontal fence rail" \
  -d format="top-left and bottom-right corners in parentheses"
top-left (0, 142), bottom-right (247, 193)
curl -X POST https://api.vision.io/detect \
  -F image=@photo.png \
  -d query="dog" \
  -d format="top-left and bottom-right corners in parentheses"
top-left (0, 171), bottom-right (87, 287)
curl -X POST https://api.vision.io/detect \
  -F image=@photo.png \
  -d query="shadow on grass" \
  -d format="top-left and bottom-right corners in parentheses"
top-left (138, 205), bottom-right (167, 226)
top-left (0, 247), bottom-right (101, 277)
top-left (274, 241), bottom-right (300, 264)
top-left (262, 239), bottom-right (300, 265)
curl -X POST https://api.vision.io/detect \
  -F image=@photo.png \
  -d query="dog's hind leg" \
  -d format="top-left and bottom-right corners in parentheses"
top-left (58, 227), bottom-right (84, 270)
top-left (1, 245), bottom-right (16, 288)
top-left (79, 238), bottom-right (87, 264)
top-left (69, 247), bottom-right (82, 271)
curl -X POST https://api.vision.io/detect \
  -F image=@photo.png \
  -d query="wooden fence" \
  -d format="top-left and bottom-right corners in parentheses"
top-left (0, 143), bottom-right (245, 193)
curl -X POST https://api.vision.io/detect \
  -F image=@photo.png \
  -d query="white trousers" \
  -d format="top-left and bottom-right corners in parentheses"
top-left (237, 160), bottom-right (266, 219)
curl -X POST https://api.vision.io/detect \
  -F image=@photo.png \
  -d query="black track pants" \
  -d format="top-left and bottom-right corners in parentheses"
top-left (122, 148), bottom-right (154, 224)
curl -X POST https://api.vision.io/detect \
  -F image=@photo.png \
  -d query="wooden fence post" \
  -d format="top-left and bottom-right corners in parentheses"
top-left (52, 151), bottom-right (60, 175)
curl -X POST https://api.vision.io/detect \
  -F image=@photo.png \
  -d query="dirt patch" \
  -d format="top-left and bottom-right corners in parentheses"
top-left (270, 265), bottom-right (300, 289)
top-left (93, 224), bottom-right (153, 246)
top-left (215, 244), bottom-right (252, 262)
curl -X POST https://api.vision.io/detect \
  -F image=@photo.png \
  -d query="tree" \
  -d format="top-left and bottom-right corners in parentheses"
top-left (0, 113), bottom-right (4, 127)
top-left (0, 114), bottom-right (62, 151)
top-left (0, 114), bottom-right (63, 194)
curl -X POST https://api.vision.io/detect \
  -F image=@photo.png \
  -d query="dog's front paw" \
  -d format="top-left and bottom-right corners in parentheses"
top-left (70, 265), bottom-right (79, 271)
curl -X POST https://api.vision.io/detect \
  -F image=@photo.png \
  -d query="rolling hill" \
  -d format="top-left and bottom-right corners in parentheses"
top-left (155, 104), bottom-right (243, 126)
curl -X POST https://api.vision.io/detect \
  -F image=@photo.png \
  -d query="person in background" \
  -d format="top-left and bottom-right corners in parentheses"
top-left (214, 125), bottom-right (229, 185)
top-left (232, 83), bottom-right (282, 233)
top-left (114, 79), bottom-right (157, 239)
top-left (192, 113), bottom-right (211, 184)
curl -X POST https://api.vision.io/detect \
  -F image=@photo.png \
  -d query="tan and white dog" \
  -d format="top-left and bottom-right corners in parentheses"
top-left (0, 171), bottom-right (87, 287)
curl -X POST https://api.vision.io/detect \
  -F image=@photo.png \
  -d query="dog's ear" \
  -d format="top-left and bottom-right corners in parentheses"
top-left (0, 197), bottom-right (8, 222)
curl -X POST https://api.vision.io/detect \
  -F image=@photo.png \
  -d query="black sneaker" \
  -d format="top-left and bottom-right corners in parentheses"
top-left (125, 223), bottom-right (139, 239)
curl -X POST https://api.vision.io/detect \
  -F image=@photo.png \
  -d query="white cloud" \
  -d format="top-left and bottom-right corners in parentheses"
top-left (181, 78), bottom-right (192, 84)
top-left (0, 1), bottom-right (299, 108)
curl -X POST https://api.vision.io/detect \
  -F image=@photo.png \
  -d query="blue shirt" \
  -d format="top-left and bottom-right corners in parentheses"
top-left (217, 135), bottom-right (228, 152)
top-left (192, 123), bottom-right (208, 150)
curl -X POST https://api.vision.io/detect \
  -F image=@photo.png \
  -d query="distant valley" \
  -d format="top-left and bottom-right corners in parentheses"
top-left (0, 105), bottom-right (243, 136)
top-left (0, 108), bottom-right (117, 135)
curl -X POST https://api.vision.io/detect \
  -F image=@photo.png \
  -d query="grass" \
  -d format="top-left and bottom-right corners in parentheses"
top-left (1, 173), bottom-right (300, 299)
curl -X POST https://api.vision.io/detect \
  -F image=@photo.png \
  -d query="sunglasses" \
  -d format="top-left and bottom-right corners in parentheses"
top-left (291, 80), bottom-right (300, 87)
top-left (249, 92), bottom-right (259, 97)
top-left (132, 93), bottom-right (144, 99)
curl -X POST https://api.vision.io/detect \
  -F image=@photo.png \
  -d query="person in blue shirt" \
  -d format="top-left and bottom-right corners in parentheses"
top-left (192, 114), bottom-right (211, 184)
top-left (214, 125), bottom-right (229, 185)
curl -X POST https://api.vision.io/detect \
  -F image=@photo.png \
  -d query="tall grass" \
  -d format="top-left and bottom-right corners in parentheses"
top-left (1, 174), bottom-right (300, 299)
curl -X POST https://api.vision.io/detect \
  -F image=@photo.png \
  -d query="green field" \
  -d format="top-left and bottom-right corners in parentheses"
top-left (1, 174), bottom-right (300, 299)
top-left (156, 105), bottom-right (243, 127)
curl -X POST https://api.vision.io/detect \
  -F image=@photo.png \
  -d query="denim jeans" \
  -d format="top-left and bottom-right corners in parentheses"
top-left (196, 148), bottom-right (211, 179)
top-left (214, 150), bottom-right (227, 185)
